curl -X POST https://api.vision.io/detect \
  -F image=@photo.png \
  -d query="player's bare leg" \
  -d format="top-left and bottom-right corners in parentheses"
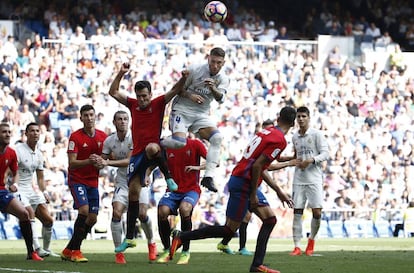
top-left (7, 199), bottom-right (43, 261)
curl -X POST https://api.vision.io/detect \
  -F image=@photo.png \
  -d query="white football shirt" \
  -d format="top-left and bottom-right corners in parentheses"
top-left (102, 131), bottom-right (133, 186)
top-left (292, 127), bottom-right (329, 185)
top-left (15, 142), bottom-right (44, 190)
top-left (172, 63), bottom-right (229, 115)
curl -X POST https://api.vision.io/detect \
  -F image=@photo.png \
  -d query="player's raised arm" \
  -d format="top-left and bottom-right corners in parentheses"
top-left (109, 63), bottom-right (130, 106)
top-left (164, 70), bottom-right (189, 103)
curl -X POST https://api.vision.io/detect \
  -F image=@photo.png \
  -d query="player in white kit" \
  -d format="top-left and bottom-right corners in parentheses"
top-left (101, 111), bottom-right (157, 264)
top-left (14, 122), bottom-right (57, 257)
top-left (161, 47), bottom-right (229, 192)
top-left (289, 106), bottom-right (329, 256)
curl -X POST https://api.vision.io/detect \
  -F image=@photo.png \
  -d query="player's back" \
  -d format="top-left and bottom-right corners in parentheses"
top-left (232, 127), bottom-right (287, 180)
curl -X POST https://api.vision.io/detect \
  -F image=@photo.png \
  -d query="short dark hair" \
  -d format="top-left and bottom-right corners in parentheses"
top-left (113, 110), bottom-right (128, 121)
top-left (135, 80), bottom-right (152, 93)
top-left (210, 47), bottom-right (225, 58)
top-left (297, 106), bottom-right (310, 116)
top-left (0, 122), bottom-right (10, 129)
top-left (25, 122), bottom-right (39, 132)
top-left (80, 104), bottom-right (95, 115)
top-left (279, 106), bottom-right (297, 126)
top-left (262, 119), bottom-right (274, 128)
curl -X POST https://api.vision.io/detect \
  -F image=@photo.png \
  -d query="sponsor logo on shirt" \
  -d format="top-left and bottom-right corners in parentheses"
top-left (68, 141), bottom-right (75, 151)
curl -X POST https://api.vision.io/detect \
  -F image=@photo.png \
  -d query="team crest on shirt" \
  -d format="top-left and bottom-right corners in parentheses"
top-left (5, 159), bottom-right (8, 165)
top-left (186, 150), bottom-right (191, 156)
top-left (168, 153), bottom-right (175, 158)
top-left (98, 142), bottom-right (102, 148)
top-left (68, 141), bottom-right (75, 151)
top-left (271, 148), bottom-right (281, 158)
top-left (83, 143), bottom-right (88, 147)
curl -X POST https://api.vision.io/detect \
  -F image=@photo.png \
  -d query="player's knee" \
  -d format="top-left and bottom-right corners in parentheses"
top-left (43, 218), bottom-right (53, 227)
top-left (18, 208), bottom-right (30, 221)
top-left (313, 212), bottom-right (322, 220)
top-left (209, 132), bottom-right (223, 146)
top-left (224, 225), bottom-right (235, 236)
top-left (112, 210), bottom-right (123, 220)
top-left (263, 216), bottom-right (277, 226)
top-left (89, 218), bottom-right (97, 226)
top-left (138, 214), bottom-right (148, 222)
top-left (145, 143), bottom-right (161, 157)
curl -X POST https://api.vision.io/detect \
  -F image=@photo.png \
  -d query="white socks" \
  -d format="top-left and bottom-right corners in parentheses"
top-left (31, 219), bottom-right (41, 250)
top-left (42, 225), bottom-right (52, 251)
top-left (111, 219), bottom-right (123, 247)
top-left (292, 214), bottom-right (303, 248)
top-left (140, 216), bottom-right (154, 244)
top-left (309, 218), bottom-right (321, 240)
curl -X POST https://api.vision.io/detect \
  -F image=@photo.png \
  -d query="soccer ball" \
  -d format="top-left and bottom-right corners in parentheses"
top-left (204, 1), bottom-right (227, 23)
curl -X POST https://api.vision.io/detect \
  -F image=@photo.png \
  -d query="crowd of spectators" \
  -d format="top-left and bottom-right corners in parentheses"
top-left (0, 0), bottom-right (413, 237)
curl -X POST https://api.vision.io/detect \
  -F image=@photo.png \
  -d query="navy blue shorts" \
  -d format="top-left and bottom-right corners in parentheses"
top-left (0, 190), bottom-right (14, 213)
top-left (128, 152), bottom-right (155, 186)
top-left (158, 191), bottom-right (200, 215)
top-left (69, 184), bottom-right (100, 214)
top-left (226, 176), bottom-right (269, 222)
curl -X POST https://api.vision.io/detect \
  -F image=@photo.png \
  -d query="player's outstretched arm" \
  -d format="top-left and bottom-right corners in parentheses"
top-left (164, 70), bottom-right (189, 103)
top-left (267, 159), bottom-right (296, 171)
top-left (262, 170), bottom-right (294, 208)
top-left (109, 63), bottom-right (129, 106)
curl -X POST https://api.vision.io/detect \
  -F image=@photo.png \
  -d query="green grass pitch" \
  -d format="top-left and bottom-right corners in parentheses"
top-left (0, 238), bottom-right (413, 273)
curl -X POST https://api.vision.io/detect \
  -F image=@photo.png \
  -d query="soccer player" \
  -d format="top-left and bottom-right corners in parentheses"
top-left (286, 106), bottom-right (329, 256)
top-left (156, 133), bottom-right (207, 265)
top-left (0, 122), bottom-right (43, 261)
top-left (108, 63), bottom-right (188, 253)
top-left (161, 47), bottom-right (230, 193)
top-left (60, 104), bottom-right (107, 263)
top-left (14, 122), bottom-right (58, 257)
top-left (217, 119), bottom-right (276, 256)
top-left (100, 111), bottom-right (157, 263)
top-left (170, 107), bottom-right (297, 273)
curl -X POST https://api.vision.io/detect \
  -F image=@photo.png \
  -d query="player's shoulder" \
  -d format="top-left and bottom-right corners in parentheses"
top-left (70, 128), bottom-right (83, 137)
top-left (4, 146), bottom-right (17, 157)
top-left (95, 129), bottom-right (108, 138)
top-left (104, 132), bottom-right (116, 142)
top-left (14, 141), bottom-right (25, 150)
top-left (307, 127), bottom-right (324, 137)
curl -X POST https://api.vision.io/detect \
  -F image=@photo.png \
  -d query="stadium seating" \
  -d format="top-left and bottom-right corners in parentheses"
top-left (52, 221), bottom-right (73, 240)
top-left (404, 219), bottom-right (414, 237)
top-left (326, 220), bottom-right (348, 238)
